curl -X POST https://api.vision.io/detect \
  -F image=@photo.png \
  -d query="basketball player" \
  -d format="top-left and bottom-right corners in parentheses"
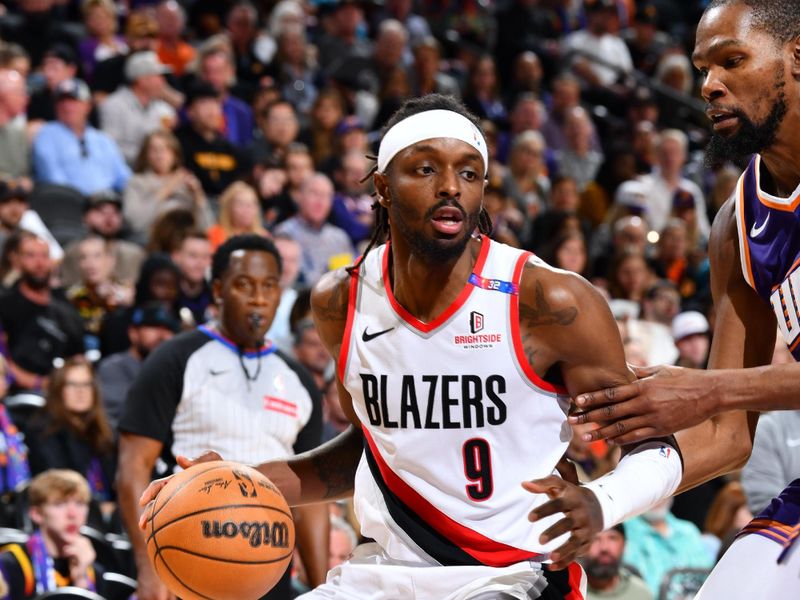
top-left (141, 95), bottom-right (695, 599)
top-left (571, 2), bottom-right (800, 597)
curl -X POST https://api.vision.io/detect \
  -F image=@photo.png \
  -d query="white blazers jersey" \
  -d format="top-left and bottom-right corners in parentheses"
top-left (339, 237), bottom-right (573, 568)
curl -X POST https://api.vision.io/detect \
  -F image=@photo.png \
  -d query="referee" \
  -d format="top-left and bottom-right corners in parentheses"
top-left (117, 235), bottom-right (327, 600)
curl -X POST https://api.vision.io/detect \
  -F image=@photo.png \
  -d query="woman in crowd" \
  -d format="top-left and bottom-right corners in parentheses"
top-left (207, 181), bottom-right (269, 251)
top-left (123, 131), bottom-right (212, 243)
top-left (25, 358), bottom-right (116, 506)
top-left (79, 0), bottom-right (128, 79)
top-left (305, 88), bottom-right (346, 167)
top-left (463, 55), bottom-right (507, 124)
top-left (609, 250), bottom-right (653, 303)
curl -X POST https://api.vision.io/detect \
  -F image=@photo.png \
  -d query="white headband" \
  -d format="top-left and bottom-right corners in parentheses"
top-left (377, 109), bottom-right (488, 175)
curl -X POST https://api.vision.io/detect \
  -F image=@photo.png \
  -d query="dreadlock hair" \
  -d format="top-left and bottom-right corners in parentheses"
top-left (705, 0), bottom-right (800, 44)
top-left (348, 94), bottom-right (493, 275)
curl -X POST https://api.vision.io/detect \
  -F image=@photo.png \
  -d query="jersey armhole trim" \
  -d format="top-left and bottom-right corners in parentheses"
top-left (336, 266), bottom-right (361, 382)
top-left (735, 175), bottom-right (756, 290)
top-left (509, 252), bottom-right (568, 395)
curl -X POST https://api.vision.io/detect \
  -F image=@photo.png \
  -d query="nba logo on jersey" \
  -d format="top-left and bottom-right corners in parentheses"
top-left (771, 263), bottom-right (800, 349)
top-left (470, 311), bottom-right (484, 333)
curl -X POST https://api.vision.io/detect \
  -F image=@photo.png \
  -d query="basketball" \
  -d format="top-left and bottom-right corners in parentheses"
top-left (144, 461), bottom-right (295, 600)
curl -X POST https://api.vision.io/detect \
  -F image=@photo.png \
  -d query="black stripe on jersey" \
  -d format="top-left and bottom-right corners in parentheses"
top-left (363, 441), bottom-right (482, 567)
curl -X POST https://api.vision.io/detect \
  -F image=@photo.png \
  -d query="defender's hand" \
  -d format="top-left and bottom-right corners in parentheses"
top-left (569, 365), bottom-right (719, 445)
top-left (523, 475), bottom-right (603, 571)
top-left (138, 451), bottom-right (223, 529)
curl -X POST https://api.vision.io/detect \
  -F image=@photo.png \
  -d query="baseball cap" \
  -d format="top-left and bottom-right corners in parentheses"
top-left (83, 190), bottom-right (122, 213)
top-left (130, 303), bottom-right (180, 333)
top-left (56, 78), bottom-right (91, 102)
top-left (125, 51), bottom-right (171, 81)
top-left (671, 311), bottom-right (709, 341)
top-left (0, 181), bottom-right (28, 204)
top-left (635, 3), bottom-right (659, 25)
top-left (335, 115), bottom-right (365, 136)
top-left (615, 180), bottom-right (648, 212)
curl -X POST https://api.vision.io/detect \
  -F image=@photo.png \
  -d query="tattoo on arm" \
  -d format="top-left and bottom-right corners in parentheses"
top-left (314, 280), bottom-right (349, 322)
top-left (519, 280), bottom-right (578, 328)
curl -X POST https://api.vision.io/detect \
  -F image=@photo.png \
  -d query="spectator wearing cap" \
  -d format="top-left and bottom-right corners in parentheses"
top-left (60, 191), bottom-right (145, 289)
top-left (621, 3), bottom-right (672, 77)
top-left (0, 180), bottom-right (63, 262)
top-left (562, 0), bottom-right (633, 98)
top-left (317, 114), bottom-right (369, 176)
top-left (671, 310), bottom-right (710, 369)
top-left (96, 301), bottom-right (178, 431)
top-left (27, 44), bottom-right (79, 125)
top-left (583, 525), bottom-right (652, 600)
top-left (99, 51), bottom-right (176, 165)
top-left (155, 0), bottom-right (196, 77)
top-left (66, 235), bottom-right (134, 355)
top-left (192, 41), bottom-right (255, 147)
top-left (32, 78), bottom-right (131, 195)
top-left (636, 129), bottom-right (710, 239)
top-left (0, 231), bottom-right (84, 391)
top-left (0, 69), bottom-right (31, 179)
top-left (175, 81), bottom-right (250, 197)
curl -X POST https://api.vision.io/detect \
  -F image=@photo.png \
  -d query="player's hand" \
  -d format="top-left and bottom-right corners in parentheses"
top-left (137, 562), bottom-right (176, 600)
top-left (523, 475), bottom-right (603, 571)
top-left (138, 451), bottom-right (223, 529)
top-left (568, 365), bottom-right (720, 445)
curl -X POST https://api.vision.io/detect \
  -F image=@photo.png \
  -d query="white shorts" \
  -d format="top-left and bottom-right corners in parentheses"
top-left (695, 533), bottom-right (800, 599)
top-left (296, 543), bottom-right (586, 600)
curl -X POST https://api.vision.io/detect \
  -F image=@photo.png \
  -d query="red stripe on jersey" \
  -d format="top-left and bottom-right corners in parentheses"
top-left (565, 562), bottom-right (586, 599)
top-left (362, 427), bottom-right (545, 567)
top-left (337, 266), bottom-right (361, 382)
top-left (509, 253), bottom-right (568, 395)
top-left (263, 397), bottom-right (298, 417)
top-left (382, 236), bottom-right (491, 334)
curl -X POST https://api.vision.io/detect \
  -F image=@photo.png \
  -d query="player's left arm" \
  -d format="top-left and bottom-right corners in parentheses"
top-left (517, 262), bottom-right (682, 569)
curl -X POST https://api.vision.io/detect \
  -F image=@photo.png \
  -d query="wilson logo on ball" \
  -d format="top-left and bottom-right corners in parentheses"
top-left (201, 520), bottom-right (292, 548)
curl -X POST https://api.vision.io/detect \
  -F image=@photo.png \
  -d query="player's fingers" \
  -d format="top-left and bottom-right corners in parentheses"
top-left (574, 381), bottom-right (641, 409)
top-left (522, 476), bottom-right (566, 498)
top-left (555, 457), bottom-right (579, 485)
top-left (526, 496), bottom-right (566, 522)
top-left (579, 417), bottom-right (643, 443)
top-left (568, 399), bottom-right (642, 427)
top-left (177, 451), bottom-right (223, 469)
top-left (548, 535), bottom-right (586, 571)
top-left (138, 500), bottom-right (155, 530)
top-left (606, 425), bottom-right (662, 446)
top-left (139, 477), bottom-right (171, 506)
top-left (630, 364), bottom-right (660, 379)
top-left (538, 516), bottom-right (574, 545)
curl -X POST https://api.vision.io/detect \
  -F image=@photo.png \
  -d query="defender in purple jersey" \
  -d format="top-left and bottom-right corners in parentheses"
top-left (570, 1), bottom-right (800, 597)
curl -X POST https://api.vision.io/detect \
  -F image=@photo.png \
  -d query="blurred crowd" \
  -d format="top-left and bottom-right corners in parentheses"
top-left (0, 0), bottom-right (789, 598)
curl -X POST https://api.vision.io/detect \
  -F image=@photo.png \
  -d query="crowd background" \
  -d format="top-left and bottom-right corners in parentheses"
top-left (0, 0), bottom-right (788, 598)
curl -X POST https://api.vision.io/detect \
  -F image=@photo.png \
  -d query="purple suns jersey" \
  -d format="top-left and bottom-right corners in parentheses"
top-left (735, 155), bottom-right (800, 361)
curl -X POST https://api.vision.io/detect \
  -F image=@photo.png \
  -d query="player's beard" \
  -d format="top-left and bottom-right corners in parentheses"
top-left (390, 199), bottom-right (480, 264)
top-left (705, 74), bottom-right (787, 168)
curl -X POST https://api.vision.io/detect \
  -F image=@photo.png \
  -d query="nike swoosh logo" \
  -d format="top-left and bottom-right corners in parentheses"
top-left (787, 438), bottom-right (800, 448)
top-left (362, 327), bottom-right (394, 342)
top-left (209, 369), bottom-right (229, 376)
top-left (750, 213), bottom-right (770, 238)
